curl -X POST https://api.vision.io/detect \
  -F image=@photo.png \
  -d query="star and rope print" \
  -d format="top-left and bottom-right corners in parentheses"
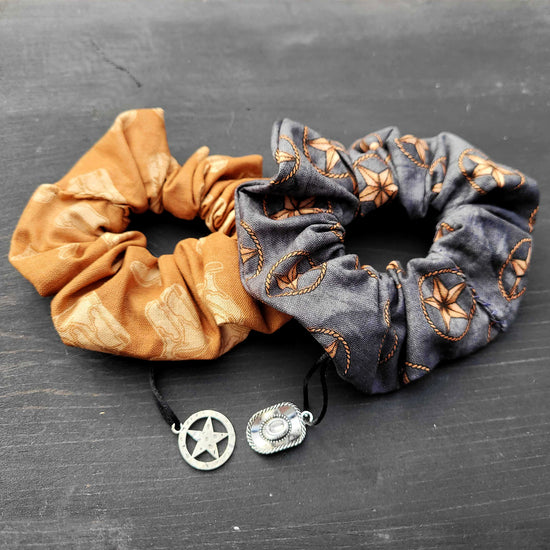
top-left (235, 120), bottom-right (539, 394)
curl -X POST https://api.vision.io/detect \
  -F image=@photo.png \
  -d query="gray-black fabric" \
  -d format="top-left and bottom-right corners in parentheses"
top-left (235, 120), bottom-right (539, 394)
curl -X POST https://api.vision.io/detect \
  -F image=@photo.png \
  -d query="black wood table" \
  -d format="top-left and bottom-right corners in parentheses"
top-left (1, 1), bottom-right (549, 548)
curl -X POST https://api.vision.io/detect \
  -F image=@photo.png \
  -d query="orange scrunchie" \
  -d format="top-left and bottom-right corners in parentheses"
top-left (9, 109), bottom-right (289, 360)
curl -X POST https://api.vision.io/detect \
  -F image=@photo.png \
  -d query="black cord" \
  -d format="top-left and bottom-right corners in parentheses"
top-left (302, 352), bottom-right (331, 425)
top-left (149, 367), bottom-right (181, 430)
top-left (151, 354), bottom-right (331, 431)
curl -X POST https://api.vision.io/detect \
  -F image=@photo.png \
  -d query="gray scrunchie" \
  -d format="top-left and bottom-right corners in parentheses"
top-left (235, 120), bottom-right (539, 394)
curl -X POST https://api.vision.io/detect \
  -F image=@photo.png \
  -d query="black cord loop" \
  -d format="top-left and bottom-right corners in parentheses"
top-left (151, 354), bottom-right (331, 433)
top-left (149, 367), bottom-right (181, 430)
top-left (302, 352), bottom-right (331, 425)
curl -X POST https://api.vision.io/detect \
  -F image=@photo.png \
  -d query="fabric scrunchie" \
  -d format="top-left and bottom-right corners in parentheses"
top-left (235, 120), bottom-right (539, 394)
top-left (9, 109), bottom-right (289, 360)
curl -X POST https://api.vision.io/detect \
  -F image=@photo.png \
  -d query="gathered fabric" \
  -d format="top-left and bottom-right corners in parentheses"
top-left (235, 120), bottom-right (539, 394)
top-left (10, 109), bottom-right (289, 360)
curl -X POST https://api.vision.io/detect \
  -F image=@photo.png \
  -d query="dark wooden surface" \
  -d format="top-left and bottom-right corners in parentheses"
top-left (1, 1), bottom-right (549, 548)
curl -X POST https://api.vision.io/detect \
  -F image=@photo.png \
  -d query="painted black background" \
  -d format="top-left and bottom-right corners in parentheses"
top-left (1, 1), bottom-right (549, 548)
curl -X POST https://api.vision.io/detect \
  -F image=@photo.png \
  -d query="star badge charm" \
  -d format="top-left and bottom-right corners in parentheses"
top-left (177, 410), bottom-right (235, 471)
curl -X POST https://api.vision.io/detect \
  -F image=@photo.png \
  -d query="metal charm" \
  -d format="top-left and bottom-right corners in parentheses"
top-left (175, 410), bottom-right (235, 471)
top-left (246, 402), bottom-right (311, 455)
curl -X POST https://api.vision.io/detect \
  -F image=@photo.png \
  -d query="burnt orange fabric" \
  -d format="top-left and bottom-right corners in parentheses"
top-left (9, 109), bottom-right (289, 359)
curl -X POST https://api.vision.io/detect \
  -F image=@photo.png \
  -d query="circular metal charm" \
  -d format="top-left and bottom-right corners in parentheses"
top-left (178, 410), bottom-right (235, 471)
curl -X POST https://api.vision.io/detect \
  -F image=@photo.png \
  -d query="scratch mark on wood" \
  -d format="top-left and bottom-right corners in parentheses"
top-left (0, 331), bottom-right (32, 339)
top-left (90, 39), bottom-right (142, 88)
top-left (0, 348), bottom-right (45, 355)
top-left (1, 388), bottom-right (101, 399)
top-left (226, 110), bottom-right (235, 135)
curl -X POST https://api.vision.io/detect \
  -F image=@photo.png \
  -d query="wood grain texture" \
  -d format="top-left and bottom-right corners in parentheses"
top-left (1, 1), bottom-right (549, 548)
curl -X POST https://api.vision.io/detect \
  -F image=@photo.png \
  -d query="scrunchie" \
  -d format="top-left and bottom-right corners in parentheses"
top-left (9, 109), bottom-right (289, 360)
top-left (235, 120), bottom-right (539, 394)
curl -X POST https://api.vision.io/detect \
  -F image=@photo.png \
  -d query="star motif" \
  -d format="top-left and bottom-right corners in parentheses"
top-left (361, 265), bottom-right (377, 278)
top-left (424, 277), bottom-right (469, 333)
top-left (466, 153), bottom-right (516, 188)
top-left (274, 149), bottom-right (295, 164)
top-left (275, 263), bottom-right (301, 292)
top-left (325, 339), bottom-right (338, 358)
top-left (308, 137), bottom-right (343, 172)
top-left (271, 196), bottom-right (323, 220)
top-left (509, 248), bottom-right (531, 295)
top-left (240, 243), bottom-right (258, 264)
top-left (356, 138), bottom-right (381, 153)
top-left (400, 135), bottom-right (429, 163)
top-left (528, 207), bottom-right (538, 233)
top-left (431, 158), bottom-right (447, 194)
top-left (386, 260), bottom-right (404, 274)
top-left (434, 223), bottom-right (455, 242)
top-left (187, 416), bottom-right (228, 460)
top-left (357, 166), bottom-right (397, 207)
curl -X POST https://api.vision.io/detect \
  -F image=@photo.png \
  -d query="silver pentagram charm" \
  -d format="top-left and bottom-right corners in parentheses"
top-left (246, 402), bottom-right (312, 455)
top-left (175, 410), bottom-right (235, 471)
